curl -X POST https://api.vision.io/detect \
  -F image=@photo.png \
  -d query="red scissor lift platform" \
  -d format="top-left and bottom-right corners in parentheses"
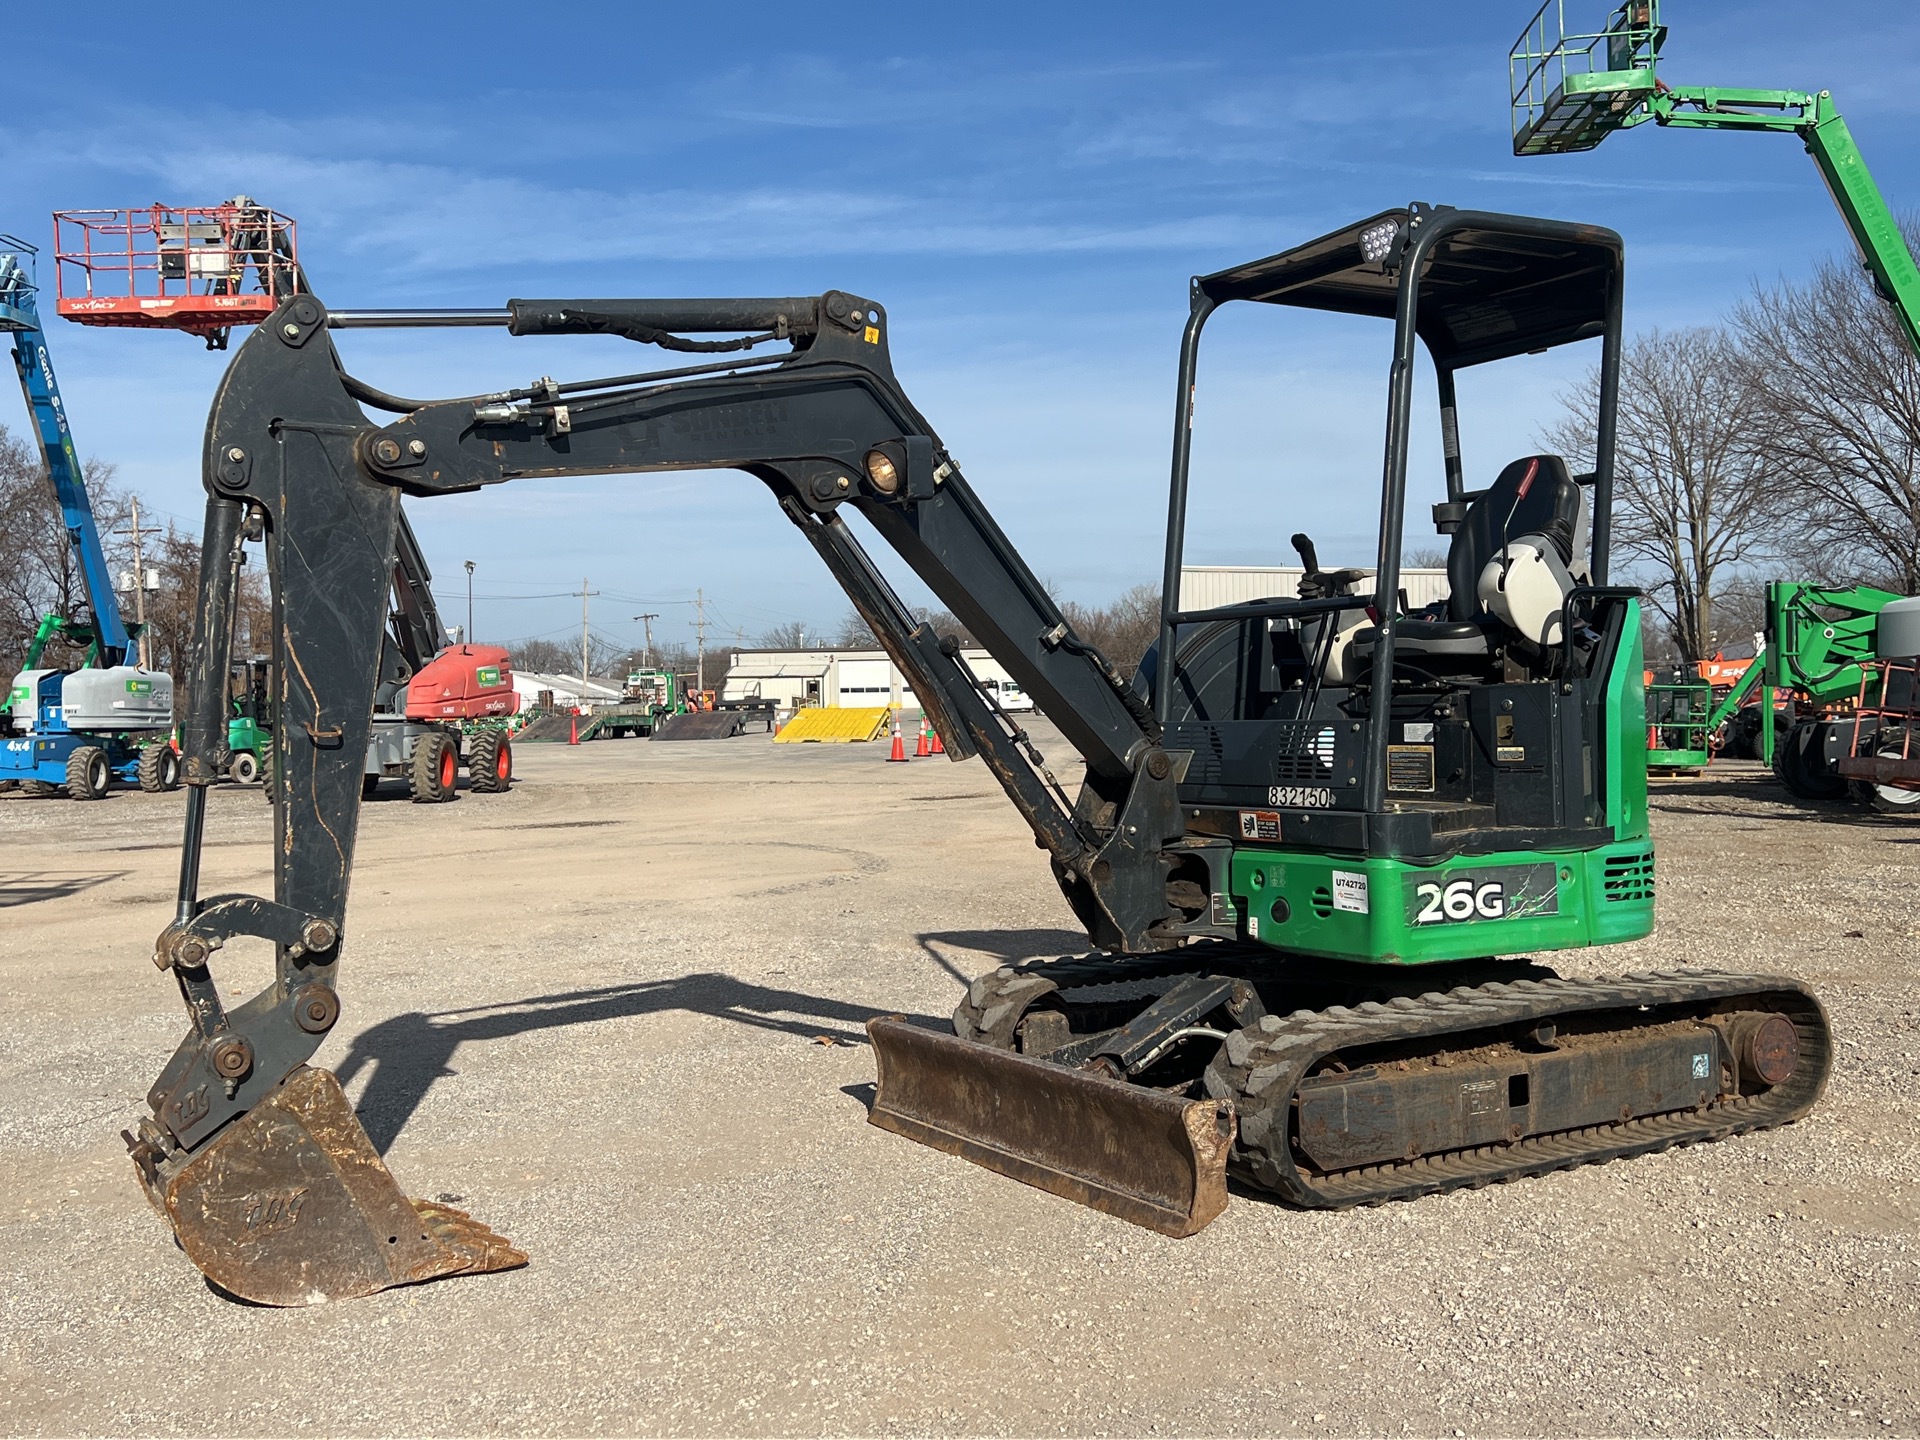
top-left (52, 204), bottom-right (301, 340)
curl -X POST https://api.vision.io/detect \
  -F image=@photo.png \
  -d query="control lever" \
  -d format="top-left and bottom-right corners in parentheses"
top-left (1290, 532), bottom-right (1366, 600)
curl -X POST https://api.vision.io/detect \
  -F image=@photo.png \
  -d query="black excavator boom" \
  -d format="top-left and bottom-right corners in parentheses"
top-left (128, 208), bottom-right (1830, 1304)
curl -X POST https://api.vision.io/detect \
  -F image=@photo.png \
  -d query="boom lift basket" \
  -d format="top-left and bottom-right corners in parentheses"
top-left (52, 204), bottom-right (302, 338)
top-left (1645, 676), bottom-right (1713, 771)
top-left (0, 235), bottom-right (40, 334)
top-left (1510, 1), bottom-right (1664, 155)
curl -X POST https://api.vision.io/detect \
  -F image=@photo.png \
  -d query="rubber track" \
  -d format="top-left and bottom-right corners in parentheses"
top-left (953, 956), bottom-right (1831, 1211)
top-left (953, 949), bottom-right (1239, 1047)
top-left (1201, 969), bottom-right (1831, 1209)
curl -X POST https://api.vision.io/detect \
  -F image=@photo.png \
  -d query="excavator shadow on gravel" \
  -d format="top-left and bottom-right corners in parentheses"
top-left (125, 203), bottom-right (1828, 1304)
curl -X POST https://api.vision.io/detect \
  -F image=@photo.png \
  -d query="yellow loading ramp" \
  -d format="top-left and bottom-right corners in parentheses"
top-left (774, 706), bottom-right (893, 743)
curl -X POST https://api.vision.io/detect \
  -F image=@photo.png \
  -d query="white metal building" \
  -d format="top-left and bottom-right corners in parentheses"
top-left (721, 647), bottom-right (1031, 714)
top-left (512, 671), bottom-right (622, 710)
top-left (1178, 565), bottom-right (1451, 613)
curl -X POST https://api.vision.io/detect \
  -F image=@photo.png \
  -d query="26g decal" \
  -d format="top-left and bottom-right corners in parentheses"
top-left (1402, 863), bottom-right (1560, 926)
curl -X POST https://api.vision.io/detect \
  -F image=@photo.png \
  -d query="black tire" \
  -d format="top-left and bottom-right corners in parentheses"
top-left (468, 730), bottom-right (512, 793)
top-left (1773, 720), bottom-right (1847, 801)
top-left (261, 747), bottom-right (277, 805)
top-left (1862, 732), bottom-right (1920, 814)
top-left (19, 780), bottom-right (59, 798)
top-left (1722, 707), bottom-right (1763, 761)
top-left (361, 772), bottom-right (382, 799)
top-left (410, 730), bottom-right (458, 803)
top-left (66, 746), bottom-right (111, 801)
top-left (229, 750), bottom-right (259, 785)
top-left (137, 744), bottom-right (181, 793)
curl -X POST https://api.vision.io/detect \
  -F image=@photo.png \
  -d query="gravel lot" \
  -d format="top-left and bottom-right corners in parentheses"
top-left (1, 728), bottom-right (1916, 1437)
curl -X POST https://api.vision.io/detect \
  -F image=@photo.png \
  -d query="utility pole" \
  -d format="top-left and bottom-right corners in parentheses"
top-left (694, 587), bottom-right (708, 694)
top-left (127, 496), bottom-right (151, 670)
top-left (575, 576), bottom-right (599, 703)
top-left (463, 560), bottom-right (475, 646)
top-left (633, 613), bottom-right (658, 669)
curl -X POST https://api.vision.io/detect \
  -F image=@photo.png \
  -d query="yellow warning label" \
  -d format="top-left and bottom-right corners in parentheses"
top-left (863, 325), bottom-right (880, 344)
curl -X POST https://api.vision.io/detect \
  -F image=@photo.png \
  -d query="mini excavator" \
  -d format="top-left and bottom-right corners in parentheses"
top-left (125, 205), bottom-right (1829, 1304)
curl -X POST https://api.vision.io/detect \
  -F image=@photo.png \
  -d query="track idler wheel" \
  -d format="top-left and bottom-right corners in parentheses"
top-left (135, 1067), bottom-right (524, 1306)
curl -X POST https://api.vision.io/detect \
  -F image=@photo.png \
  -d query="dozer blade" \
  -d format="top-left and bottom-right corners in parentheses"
top-left (866, 1017), bottom-right (1233, 1238)
top-left (152, 1067), bottom-right (526, 1306)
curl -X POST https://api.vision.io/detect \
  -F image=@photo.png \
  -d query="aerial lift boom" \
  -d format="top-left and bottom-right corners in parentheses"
top-left (2, 236), bottom-right (134, 666)
top-left (1510, 2), bottom-right (1920, 357)
top-left (126, 209), bottom-right (1828, 1306)
top-left (2, 236), bottom-right (175, 798)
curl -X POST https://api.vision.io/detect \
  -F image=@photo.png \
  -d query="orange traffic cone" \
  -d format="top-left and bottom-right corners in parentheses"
top-left (887, 716), bottom-right (909, 762)
top-left (930, 725), bottom-right (945, 756)
top-left (914, 721), bottom-right (932, 758)
top-left (569, 713), bottom-right (580, 745)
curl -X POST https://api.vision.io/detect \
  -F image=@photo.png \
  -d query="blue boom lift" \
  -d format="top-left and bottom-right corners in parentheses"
top-left (1, 234), bottom-right (177, 799)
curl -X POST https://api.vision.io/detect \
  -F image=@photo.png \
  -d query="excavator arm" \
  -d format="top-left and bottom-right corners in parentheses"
top-left (126, 291), bottom-right (1207, 1301)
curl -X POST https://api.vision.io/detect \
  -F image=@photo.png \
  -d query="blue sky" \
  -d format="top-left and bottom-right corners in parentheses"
top-left (6, 0), bottom-right (1915, 656)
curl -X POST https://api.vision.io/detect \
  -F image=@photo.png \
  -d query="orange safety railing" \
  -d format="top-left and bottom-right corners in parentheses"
top-left (1840, 659), bottom-right (1920, 790)
top-left (52, 204), bottom-right (302, 338)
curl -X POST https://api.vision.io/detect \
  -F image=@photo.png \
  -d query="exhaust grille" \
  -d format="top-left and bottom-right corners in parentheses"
top-left (1167, 724), bottom-right (1225, 785)
top-left (1602, 851), bottom-right (1655, 904)
top-left (1273, 724), bottom-right (1337, 785)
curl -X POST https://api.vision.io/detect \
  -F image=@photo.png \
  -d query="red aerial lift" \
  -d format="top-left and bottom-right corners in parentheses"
top-left (51, 198), bottom-right (518, 798)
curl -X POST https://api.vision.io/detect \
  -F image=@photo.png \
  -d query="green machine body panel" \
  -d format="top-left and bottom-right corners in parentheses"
top-left (1228, 840), bottom-right (1655, 965)
top-left (1224, 598), bottom-right (1655, 965)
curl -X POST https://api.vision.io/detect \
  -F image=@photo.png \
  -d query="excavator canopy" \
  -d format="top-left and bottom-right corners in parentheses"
top-left (1196, 206), bottom-right (1621, 366)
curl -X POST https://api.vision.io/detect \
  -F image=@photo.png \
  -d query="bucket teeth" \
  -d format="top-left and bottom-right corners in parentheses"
top-left (147, 1066), bottom-right (525, 1305)
top-left (410, 1199), bottom-right (529, 1275)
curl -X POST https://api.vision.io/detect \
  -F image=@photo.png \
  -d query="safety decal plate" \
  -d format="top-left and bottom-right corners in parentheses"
top-left (1386, 744), bottom-right (1435, 793)
top-left (1238, 810), bottom-right (1281, 841)
top-left (1404, 862), bottom-right (1558, 926)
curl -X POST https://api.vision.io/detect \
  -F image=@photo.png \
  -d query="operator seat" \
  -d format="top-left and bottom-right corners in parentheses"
top-left (1350, 454), bottom-right (1588, 676)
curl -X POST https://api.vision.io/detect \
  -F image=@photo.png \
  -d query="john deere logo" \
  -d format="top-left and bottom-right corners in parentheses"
top-left (125, 678), bottom-right (153, 694)
top-left (477, 667), bottom-right (501, 686)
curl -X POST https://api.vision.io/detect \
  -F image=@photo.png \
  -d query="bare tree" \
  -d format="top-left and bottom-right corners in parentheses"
top-left (1543, 328), bottom-right (1772, 662)
top-left (135, 525), bottom-right (270, 683)
top-left (1732, 224), bottom-right (1920, 592)
top-left (754, 620), bottom-right (811, 649)
top-left (0, 423), bottom-right (146, 674)
top-left (1060, 582), bottom-right (1162, 678)
top-left (835, 610), bottom-right (879, 648)
top-left (508, 637), bottom-right (576, 673)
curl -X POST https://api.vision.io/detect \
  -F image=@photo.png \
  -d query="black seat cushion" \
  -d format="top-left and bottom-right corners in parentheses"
top-left (1351, 618), bottom-right (1492, 661)
top-left (1446, 455), bottom-right (1582, 622)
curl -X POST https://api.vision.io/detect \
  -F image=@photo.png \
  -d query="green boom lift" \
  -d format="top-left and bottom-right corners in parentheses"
top-left (1511, 2), bottom-right (1920, 810)
top-left (1642, 581), bottom-right (1903, 785)
top-left (1509, 1), bottom-right (1920, 360)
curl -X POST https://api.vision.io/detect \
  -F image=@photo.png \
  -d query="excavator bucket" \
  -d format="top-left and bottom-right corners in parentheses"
top-left (147, 1067), bottom-right (525, 1306)
top-left (865, 1018), bottom-right (1233, 1238)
